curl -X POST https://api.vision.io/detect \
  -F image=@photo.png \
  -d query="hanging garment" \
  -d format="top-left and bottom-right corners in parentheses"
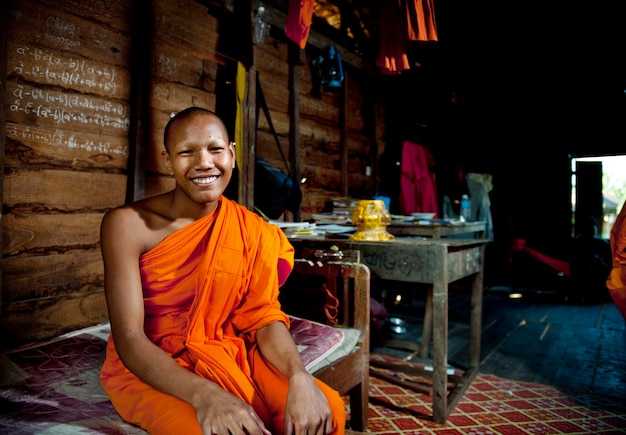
top-left (285, 0), bottom-right (315, 49)
top-left (376, 0), bottom-right (438, 75)
top-left (399, 140), bottom-right (439, 216)
top-left (467, 173), bottom-right (494, 239)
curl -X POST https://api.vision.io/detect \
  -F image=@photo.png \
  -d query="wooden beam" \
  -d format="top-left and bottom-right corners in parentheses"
top-left (241, 66), bottom-right (256, 210)
top-left (241, 1), bottom-right (259, 210)
top-left (0, 0), bottom-right (8, 314)
top-left (366, 74), bottom-right (379, 194)
top-left (340, 71), bottom-right (348, 197)
top-left (288, 42), bottom-right (303, 221)
top-left (126, 0), bottom-right (153, 202)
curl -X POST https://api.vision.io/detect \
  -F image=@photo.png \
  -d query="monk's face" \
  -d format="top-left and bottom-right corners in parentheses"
top-left (162, 113), bottom-right (235, 207)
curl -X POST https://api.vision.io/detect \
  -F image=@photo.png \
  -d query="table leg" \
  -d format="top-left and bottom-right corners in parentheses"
top-left (469, 244), bottom-right (485, 368)
top-left (420, 286), bottom-right (433, 359)
top-left (431, 244), bottom-right (449, 424)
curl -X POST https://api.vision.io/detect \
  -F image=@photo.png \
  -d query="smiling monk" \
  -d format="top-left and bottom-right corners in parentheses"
top-left (99, 107), bottom-right (346, 435)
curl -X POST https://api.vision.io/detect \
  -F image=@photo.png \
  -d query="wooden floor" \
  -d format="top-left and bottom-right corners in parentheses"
top-left (370, 282), bottom-right (626, 400)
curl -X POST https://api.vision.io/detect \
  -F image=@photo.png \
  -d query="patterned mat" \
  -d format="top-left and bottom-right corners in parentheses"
top-left (0, 324), bottom-right (147, 434)
top-left (2, 324), bottom-right (625, 434)
top-left (364, 354), bottom-right (626, 434)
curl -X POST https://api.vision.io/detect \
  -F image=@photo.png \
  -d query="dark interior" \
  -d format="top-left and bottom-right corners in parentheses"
top-left (307, 0), bottom-right (625, 289)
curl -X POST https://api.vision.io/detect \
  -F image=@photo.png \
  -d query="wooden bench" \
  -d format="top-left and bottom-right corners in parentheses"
top-left (280, 256), bottom-right (371, 433)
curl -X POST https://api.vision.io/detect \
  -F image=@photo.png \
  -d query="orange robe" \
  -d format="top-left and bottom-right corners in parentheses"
top-left (100, 197), bottom-right (346, 434)
top-left (608, 201), bottom-right (626, 321)
top-left (376, 0), bottom-right (438, 75)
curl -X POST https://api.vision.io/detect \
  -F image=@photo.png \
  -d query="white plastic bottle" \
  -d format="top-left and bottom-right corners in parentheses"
top-left (254, 6), bottom-right (267, 44)
top-left (460, 194), bottom-right (472, 222)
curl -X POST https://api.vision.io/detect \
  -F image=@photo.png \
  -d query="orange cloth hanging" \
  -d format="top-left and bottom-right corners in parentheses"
top-left (406, 0), bottom-right (439, 41)
top-left (377, 0), bottom-right (438, 75)
top-left (285, 0), bottom-right (315, 49)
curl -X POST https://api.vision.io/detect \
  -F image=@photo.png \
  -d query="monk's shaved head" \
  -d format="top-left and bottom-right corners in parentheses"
top-left (163, 107), bottom-right (228, 151)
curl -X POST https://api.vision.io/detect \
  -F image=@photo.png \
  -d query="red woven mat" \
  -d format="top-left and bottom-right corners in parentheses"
top-left (354, 353), bottom-right (626, 434)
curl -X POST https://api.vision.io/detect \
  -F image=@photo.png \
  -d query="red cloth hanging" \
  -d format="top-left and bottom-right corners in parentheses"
top-left (285, 0), bottom-right (315, 49)
top-left (509, 238), bottom-right (572, 278)
top-left (377, 0), bottom-right (439, 75)
top-left (399, 140), bottom-right (439, 216)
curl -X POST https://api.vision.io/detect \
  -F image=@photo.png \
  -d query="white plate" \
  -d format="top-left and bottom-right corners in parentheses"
top-left (411, 212), bottom-right (436, 220)
top-left (316, 224), bottom-right (356, 234)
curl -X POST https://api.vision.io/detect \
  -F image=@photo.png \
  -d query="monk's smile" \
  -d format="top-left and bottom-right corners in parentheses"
top-left (192, 176), bottom-right (218, 185)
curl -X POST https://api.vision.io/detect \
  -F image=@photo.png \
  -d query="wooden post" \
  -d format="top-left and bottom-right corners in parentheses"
top-left (242, 66), bottom-right (256, 210)
top-left (340, 71), bottom-right (348, 197)
top-left (241, 0), bottom-right (259, 210)
top-left (367, 74), bottom-right (379, 195)
top-left (288, 42), bottom-right (304, 221)
top-left (0, 0), bottom-right (7, 313)
top-left (126, 0), bottom-right (153, 203)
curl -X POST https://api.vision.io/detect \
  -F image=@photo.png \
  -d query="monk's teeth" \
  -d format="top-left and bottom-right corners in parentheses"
top-left (192, 177), bottom-right (216, 184)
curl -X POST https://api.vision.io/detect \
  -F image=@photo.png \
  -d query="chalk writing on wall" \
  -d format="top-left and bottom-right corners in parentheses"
top-left (12, 45), bottom-right (121, 96)
top-left (6, 124), bottom-right (129, 157)
top-left (9, 82), bottom-right (130, 133)
top-left (157, 53), bottom-right (180, 77)
top-left (153, 85), bottom-right (172, 99)
top-left (44, 15), bottom-right (81, 49)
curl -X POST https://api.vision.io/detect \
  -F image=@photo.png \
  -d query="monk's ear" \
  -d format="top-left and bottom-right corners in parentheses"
top-left (161, 150), bottom-right (173, 175)
top-left (230, 142), bottom-right (236, 168)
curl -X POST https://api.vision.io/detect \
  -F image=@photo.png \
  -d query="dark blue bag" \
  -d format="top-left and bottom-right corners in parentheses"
top-left (254, 157), bottom-right (302, 219)
top-left (255, 76), bottom-right (302, 219)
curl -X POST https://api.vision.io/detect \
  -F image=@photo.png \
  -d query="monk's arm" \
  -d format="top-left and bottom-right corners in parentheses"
top-left (101, 208), bottom-right (268, 435)
top-left (256, 322), bottom-right (333, 434)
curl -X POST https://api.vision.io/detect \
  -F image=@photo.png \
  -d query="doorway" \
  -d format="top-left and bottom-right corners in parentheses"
top-left (571, 155), bottom-right (626, 239)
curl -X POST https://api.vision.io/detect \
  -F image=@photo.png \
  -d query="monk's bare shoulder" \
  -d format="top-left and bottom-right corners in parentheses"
top-left (101, 193), bottom-right (176, 253)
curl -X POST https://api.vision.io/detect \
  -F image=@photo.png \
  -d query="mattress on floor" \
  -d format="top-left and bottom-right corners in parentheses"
top-left (0, 319), bottom-right (359, 434)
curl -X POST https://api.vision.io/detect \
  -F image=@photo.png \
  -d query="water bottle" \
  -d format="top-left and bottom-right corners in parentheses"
top-left (460, 194), bottom-right (472, 222)
top-left (254, 6), bottom-right (268, 44)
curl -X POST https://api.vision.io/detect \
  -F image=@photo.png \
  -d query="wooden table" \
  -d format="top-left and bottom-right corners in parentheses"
top-left (387, 220), bottom-right (487, 357)
top-left (288, 235), bottom-right (487, 424)
top-left (387, 220), bottom-right (487, 239)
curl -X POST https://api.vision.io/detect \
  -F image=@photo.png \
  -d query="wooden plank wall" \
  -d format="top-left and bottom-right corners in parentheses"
top-left (255, 28), bottom-right (379, 216)
top-left (2, 0), bottom-right (133, 350)
top-left (1, 0), bottom-right (382, 350)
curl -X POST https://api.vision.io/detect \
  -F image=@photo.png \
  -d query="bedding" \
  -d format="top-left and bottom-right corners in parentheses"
top-left (0, 319), bottom-right (359, 434)
top-left (289, 315), bottom-right (360, 373)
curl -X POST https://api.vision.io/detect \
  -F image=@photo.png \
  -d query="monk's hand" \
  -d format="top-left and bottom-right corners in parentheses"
top-left (193, 386), bottom-right (270, 435)
top-left (284, 372), bottom-right (333, 435)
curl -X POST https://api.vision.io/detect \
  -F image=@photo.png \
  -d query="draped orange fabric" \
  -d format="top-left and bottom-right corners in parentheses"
top-left (377, 0), bottom-right (438, 75)
top-left (285, 0), bottom-right (315, 49)
top-left (608, 201), bottom-right (626, 321)
top-left (100, 197), bottom-right (345, 434)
